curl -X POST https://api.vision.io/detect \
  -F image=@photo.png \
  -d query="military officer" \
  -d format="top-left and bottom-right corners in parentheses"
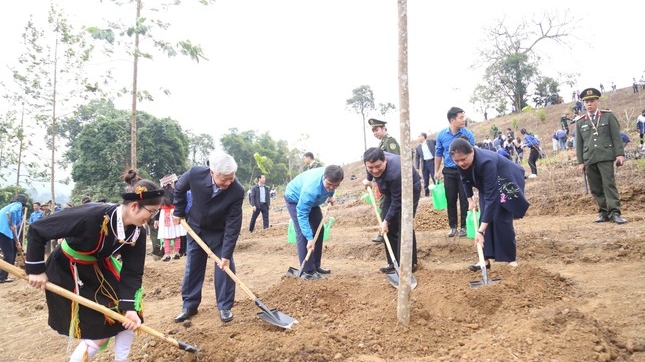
top-left (366, 118), bottom-right (401, 243)
top-left (575, 87), bottom-right (627, 224)
top-left (368, 118), bottom-right (401, 155)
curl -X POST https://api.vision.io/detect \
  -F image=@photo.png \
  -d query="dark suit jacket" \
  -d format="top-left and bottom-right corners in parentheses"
top-left (173, 166), bottom-right (245, 259)
top-left (249, 184), bottom-right (271, 208)
top-left (368, 152), bottom-right (422, 224)
top-left (458, 149), bottom-right (529, 223)
top-left (415, 139), bottom-right (436, 169)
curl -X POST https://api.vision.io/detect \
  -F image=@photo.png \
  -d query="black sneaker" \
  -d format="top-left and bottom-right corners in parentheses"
top-left (372, 235), bottom-right (385, 243)
top-left (0, 278), bottom-right (14, 283)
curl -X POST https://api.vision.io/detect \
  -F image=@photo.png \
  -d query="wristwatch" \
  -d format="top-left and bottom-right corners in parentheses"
top-left (477, 230), bottom-right (485, 236)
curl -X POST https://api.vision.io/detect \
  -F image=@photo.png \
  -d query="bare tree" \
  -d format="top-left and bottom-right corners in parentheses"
top-left (473, 12), bottom-right (577, 113)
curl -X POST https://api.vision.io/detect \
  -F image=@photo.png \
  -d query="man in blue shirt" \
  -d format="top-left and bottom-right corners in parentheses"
top-left (28, 202), bottom-right (43, 224)
top-left (434, 107), bottom-right (476, 237)
top-left (284, 165), bottom-right (344, 279)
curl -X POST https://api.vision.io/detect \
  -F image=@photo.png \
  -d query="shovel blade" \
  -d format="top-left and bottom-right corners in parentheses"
top-left (256, 309), bottom-right (299, 329)
top-left (285, 267), bottom-right (300, 278)
top-left (385, 272), bottom-right (418, 290)
top-left (469, 278), bottom-right (502, 288)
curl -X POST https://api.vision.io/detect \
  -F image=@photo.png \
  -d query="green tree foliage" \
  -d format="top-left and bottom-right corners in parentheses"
top-left (473, 12), bottom-right (576, 115)
top-left (534, 76), bottom-right (561, 107)
top-left (0, 185), bottom-right (31, 210)
top-left (187, 131), bottom-right (215, 166)
top-left (219, 128), bottom-right (294, 188)
top-left (5, 5), bottom-right (97, 202)
top-left (65, 100), bottom-right (189, 201)
top-left (87, 0), bottom-right (212, 169)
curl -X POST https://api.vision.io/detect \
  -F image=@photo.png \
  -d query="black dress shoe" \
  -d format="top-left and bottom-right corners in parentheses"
top-left (379, 264), bottom-right (395, 273)
top-left (174, 308), bottom-right (198, 322)
top-left (372, 235), bottom-right (385, 243)
top-left (468, 262), bottom-right (491, 272)
top-left (593, 213), bottom-right (609, 223)
top-left (301, 271), bottom-right (324, 280)
top-left (316, 267), bottom-right (331, 274)
top-left (219, 309), bottom-right (234, 323)
top-left (609, 213), bottom-right (627, 224)
top-left (447, 228), bottom-right (457, 237)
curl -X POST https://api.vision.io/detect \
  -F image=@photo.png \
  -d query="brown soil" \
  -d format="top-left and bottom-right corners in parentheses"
top-left (1, 152), bottom-right (645, 362)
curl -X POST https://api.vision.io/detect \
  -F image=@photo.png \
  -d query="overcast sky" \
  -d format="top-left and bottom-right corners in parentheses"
top-left (1, 0), bottom-right (643, 171)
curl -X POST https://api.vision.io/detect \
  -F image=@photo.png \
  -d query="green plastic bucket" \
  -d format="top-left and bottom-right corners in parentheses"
top-left (466, 210), bottom-right (480, 239)
top-left (432, 180), bottom-right (447, 211)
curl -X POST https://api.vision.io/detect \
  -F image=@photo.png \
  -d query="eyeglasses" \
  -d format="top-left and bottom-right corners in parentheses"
top-left (141, 205), bottom-right (159, 218)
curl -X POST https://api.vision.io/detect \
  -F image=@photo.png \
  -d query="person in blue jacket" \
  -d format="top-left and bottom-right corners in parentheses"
top-left (0, 194), bottom-right (28, 283)
top-left (449, 138), bottom-right (530, 270)
top-left (284, 165), bottom-right (344, 279)
top-left (521, 128), bottom-right (542, 178)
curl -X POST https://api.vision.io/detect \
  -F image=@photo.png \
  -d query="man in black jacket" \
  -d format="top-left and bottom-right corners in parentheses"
top-left (173, 152), bottom-right (245, 324)
top-left (249, 174), bottom-right (271, 232)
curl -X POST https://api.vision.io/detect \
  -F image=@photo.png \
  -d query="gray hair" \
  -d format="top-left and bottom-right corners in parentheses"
top-left (209, 152), bottom-right (238, 175)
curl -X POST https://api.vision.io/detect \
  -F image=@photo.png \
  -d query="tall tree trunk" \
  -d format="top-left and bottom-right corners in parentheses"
top-left (397, 0), bottom-right (412, 325)
top-left (130, 0), bottom-right (142, 169)
top-left (15, 102), bottom-right (25, 195)
top-left (50, 36), bottom-right (59, 207)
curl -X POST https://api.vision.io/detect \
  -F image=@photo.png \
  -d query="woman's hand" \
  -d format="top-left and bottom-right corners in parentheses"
top-left (122, 310), bottom-right (141, 330)
top-left (28, 273), bottom-right (48, 291)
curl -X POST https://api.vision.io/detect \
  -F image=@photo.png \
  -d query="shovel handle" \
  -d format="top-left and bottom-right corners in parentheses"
top-left (180, 219), bottom-right (258, 301)
top-left (6, 212), bottom-right (26, 265)
top-left (366, 186), bottom-right (400, 273)
top-left (295, 205), bottom-right (329, 277)
top-left (0, 259), bottom-right (197, 352)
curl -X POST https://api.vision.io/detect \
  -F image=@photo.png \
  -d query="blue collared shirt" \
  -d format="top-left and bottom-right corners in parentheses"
top-left (0, 202), bottom-right (24, 240)
top-left (435, 127), bottom-right (475, 168)
top-left (284, 167), bottom-right (335, 240)
top-left (29, 210), bottom-right (43, 224)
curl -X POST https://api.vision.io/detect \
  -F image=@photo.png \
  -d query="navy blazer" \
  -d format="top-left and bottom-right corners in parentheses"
top-left (173, 166), bottom-right (245, 259)
top-left (458, 148), bottom-right (529, 223)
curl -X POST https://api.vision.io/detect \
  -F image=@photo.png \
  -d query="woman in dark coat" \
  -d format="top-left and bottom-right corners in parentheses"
top-left (449, 138), bottom-right (529, 269)
top-left (26, 177), bottom-right (164, 362)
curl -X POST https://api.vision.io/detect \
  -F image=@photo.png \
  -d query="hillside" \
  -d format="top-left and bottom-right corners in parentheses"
top-left (468, 87), bottom-right (645, 150)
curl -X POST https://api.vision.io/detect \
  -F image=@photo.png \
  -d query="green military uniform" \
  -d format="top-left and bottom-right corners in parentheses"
top-left (307, 160), bottom-right (322, 170)
top-left (379, 134), bottom-right (401, 155)
top-left (575, 102), bottom-right (625, 219)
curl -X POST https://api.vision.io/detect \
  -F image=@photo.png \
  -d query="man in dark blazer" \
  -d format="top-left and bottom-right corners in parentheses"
top-left (449, 138), bottom-right (529, 270)
top-left (249, 174), bottom-right (271, 232)
top-left (414, 132), bottom-right (436, 197)
top-left (173, 152), bottom-right (245, 323)
top-left (362, 148), bottom-right (421, 273)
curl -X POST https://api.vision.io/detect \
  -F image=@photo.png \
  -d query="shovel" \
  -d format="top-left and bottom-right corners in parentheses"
top-left (0, 259), bottom-right (197, 353)
top-left (180, 220), bottom-right (298, 329)
top-left (468, 205), bottom-right (501, 288)
top-left (285, 205), bottom-right (329, 278)
top-left (366, 186), bottom-right (417, 290)
top-left (6, 212), bottom-right (26, 268)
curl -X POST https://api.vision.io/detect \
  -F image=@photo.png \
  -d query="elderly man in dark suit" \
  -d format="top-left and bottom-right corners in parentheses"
top-left (449, 138), bottom-right (529, 270)
top-left (415, 132), bottom-right (436, 197)
top-left (173, 152), bottom-right (245, 324)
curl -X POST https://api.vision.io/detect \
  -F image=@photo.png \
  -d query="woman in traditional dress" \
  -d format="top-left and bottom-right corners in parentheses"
top-left (25, 178), bottom-right (164, 362)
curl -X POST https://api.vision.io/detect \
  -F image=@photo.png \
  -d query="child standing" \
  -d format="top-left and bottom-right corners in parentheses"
top-left (155, 174), bottom-right (186, 261)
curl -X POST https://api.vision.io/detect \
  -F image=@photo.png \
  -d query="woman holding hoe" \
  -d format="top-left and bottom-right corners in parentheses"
top-left (25, 174), bottom-right (164, 362)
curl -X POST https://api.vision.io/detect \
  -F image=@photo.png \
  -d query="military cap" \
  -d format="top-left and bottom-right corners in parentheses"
top-left (368, 118), bottom-right (387, 127)
top-left (580, 88), bottom-right (601, 101)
